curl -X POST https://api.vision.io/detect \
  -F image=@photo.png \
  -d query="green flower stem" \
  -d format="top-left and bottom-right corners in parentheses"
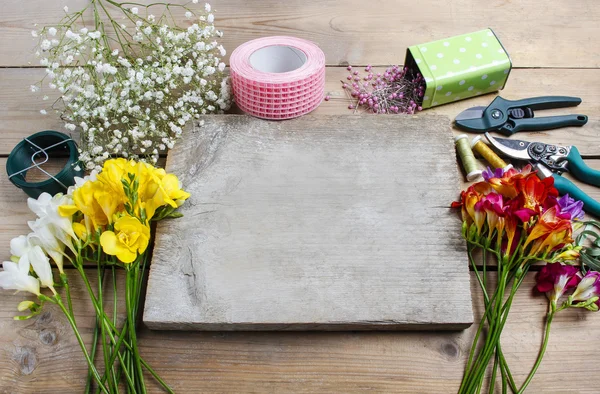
top-left (460, 254), bottom-right (491, 392)
top-left (48, 296), bottom-right (109, 394)
top-left (498, 343), bottom-right (517, 393)
top-left (460, 245), bottom-right (503, 391)
top-left (517, 307), bottom-right (555, 394)
top-left (60, 273), bottom-right (74, 316)
top-left (488, 350), bottom-right (499, 394)
top-left (85, 316), bottom-right (101, 394)
top-left (127, 265), bottom-right (147, 394)
top-left (467, 248), bottom-right (517, 391)
top-left (139, 357), bottom-right (175, 394)
top-left (464, 265), bottom-right (527, 394)
top-left (73, 258), bottom-right (137, 392)
top-left (462, 267), bottom-right (511, 393)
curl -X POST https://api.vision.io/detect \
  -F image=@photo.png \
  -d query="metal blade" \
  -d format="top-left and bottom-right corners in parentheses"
top-left (454, 106), bottom-right (486, 121)
top-left (484, 132), bottom-right (532, 160)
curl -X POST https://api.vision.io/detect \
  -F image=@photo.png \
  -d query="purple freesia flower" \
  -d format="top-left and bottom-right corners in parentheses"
top-left (482, 166), bottom-right (505, 182)
top-left (557, 194), bottom-right (584, 220)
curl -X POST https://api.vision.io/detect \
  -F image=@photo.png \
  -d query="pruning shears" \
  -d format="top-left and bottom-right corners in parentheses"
top-left (455, 96), bottom-right (588, 135)
top-left (485, 132), bottom-right (600, 217)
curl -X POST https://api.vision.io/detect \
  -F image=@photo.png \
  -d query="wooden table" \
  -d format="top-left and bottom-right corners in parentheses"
top-left (1, 0), bottom-right (599, 392)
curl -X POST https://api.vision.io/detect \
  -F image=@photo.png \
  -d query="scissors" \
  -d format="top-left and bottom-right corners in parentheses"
top-left (455, 96), bottom-right (588, 135)
top-left (485, 132), bottom-right (600, 217)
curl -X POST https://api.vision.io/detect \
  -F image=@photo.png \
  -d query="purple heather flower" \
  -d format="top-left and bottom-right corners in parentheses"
top-left (557, 194), bottom-right (584, 220)
top-left (482, 166), bottom-right (505, 181)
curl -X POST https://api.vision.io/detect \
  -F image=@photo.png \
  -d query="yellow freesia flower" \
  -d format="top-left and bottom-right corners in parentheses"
top-left (137, 169), bottom-right (189, 220)
top-left (96, 159), bottom-right (128, 206)
top-left (60, 180), bottom-right (108, 233)
top-left (72, 221), bottom-right (88, 241)
top-left (94, 185), bottom-right (122, 224)
top-left (100, 215), bottom-right (150, 263)
top-left (162, 174), bottom-right (191, 206)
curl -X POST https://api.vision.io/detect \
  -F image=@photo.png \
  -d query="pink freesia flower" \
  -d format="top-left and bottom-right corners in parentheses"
top-left (535, 263), bottom-right (581, 304)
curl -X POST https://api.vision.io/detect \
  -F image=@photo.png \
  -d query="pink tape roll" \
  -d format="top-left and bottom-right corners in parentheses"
top-left (230, 36), bottom-right (326, 120)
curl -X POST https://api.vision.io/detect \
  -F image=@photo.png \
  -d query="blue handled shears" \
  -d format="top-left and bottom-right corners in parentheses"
top-left (455, 96), bottom-right (588, 135)
top-left (485, 132), bottom-right (600, 217)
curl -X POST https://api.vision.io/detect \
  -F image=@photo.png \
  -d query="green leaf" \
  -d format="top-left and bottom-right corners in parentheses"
top-left (165, 212), bottom-right (183, 219)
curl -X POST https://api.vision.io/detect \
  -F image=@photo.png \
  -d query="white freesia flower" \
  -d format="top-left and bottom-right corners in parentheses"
top-left (0, 259), bottom-right (41, 296)
top-left (27, 193), bottom-right (77, 260)
top-left (28, 220), bottom-right (67, 274)
top-left (28, 193), bottom-right (77, 241)
top-left (22, 245), bottom-right (55, 293)
top-left (10, 235), bottom-right (31, 258)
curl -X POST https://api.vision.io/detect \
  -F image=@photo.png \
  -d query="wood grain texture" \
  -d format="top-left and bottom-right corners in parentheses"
top-left (1, 0), bottom-right (600, 68)
top-left (144, 114), bottom-right (473, 330)
top-left (2, 67), bottom-right (599, 157)
top-left (1, 271), bottom-right (599, 393)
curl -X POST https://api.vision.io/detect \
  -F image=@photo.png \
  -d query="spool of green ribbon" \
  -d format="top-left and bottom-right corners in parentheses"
top-left (6, 130), bottom-right (84, 198)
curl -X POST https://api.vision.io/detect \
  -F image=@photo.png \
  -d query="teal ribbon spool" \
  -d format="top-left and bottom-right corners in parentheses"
top-left (6, 130), bottom-right (84, 198)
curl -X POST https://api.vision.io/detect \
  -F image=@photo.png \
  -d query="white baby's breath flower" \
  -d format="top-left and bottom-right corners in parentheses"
top-left (63, 6), bottom-right (69, 13)
top-left (48, 27), bottom-right (57, 36)
top-left (32, 0), bottom-right (230, 170)
top-left (30, 85), bottom-right (39, 92)
top-left (31, 30), bottom-right (38, 37)
top-left (185, 11), bottom-right (192, 18)
top-left (205, 3), bottom-right (211, 12)
top-left (131, 7), bottom-right (138, 14)
top-left (40, 109), bottom-right (47, 115)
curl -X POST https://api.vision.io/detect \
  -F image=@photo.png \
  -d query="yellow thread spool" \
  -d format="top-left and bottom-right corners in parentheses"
top-left (471, 135), bottom-right (511, 170)
top-left (455, 134), bottom-right (482, 181)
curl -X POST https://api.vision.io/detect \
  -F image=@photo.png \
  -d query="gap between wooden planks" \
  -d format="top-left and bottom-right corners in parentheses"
top-left (1, 0), bottom-right (600, 68)
top-left (1, 67), bottom-right (599, 157)
top-left (0, 269), bottom-right (598, 393)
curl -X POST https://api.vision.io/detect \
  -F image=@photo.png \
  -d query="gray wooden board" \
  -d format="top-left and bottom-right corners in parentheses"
top-left (143, 114), bottom-right (473, 331)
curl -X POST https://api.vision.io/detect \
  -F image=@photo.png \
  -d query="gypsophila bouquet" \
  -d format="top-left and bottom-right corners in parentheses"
top-left (32, 1), bottom-right (231, 172)
top-left (1, 158), bottom-right (190, 393)
top-left (452, 165), bottom-right (598, 393)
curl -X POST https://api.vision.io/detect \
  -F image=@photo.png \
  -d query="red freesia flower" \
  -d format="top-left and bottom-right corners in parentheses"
top-left (451, 182), bottom-right (492, 232)
top-left (535, 262), bottom-right (581, 304)
top-left (488, 165), bottom-right (534, 199)
top-left (516, 172), bottom-right (558, 213)
top-left (523, 206), bottom-right (573, 256)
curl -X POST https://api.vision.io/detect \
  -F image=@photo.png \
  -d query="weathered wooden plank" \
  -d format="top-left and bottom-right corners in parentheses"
top-left (144, 114), bottom-right (472, 330)
top-left (1, 0), bottom-right (599, 68)
top-left (2, 67), bottom-right (599, 157)
top-left (1, 271), bottom-right (598, 392)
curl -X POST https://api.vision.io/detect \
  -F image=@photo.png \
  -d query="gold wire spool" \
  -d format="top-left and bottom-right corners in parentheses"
top-left (471, 135), bottom-right (510, 170)
top-left (455, 134), bottom-right (482, 181)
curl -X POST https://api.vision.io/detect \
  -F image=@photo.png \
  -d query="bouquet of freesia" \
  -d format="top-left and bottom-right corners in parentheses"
top-left (452, 165), bottom-right (599, 393)
top-left (0, 158), bottom-right (190, 393)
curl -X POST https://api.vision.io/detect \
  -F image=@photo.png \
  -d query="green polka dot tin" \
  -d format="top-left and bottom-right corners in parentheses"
top-left (406, 29), bottom-right (512, 109)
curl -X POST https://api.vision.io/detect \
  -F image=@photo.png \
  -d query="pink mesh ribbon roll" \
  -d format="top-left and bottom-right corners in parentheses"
top-left (230, 36), bottom-right (326, 120)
